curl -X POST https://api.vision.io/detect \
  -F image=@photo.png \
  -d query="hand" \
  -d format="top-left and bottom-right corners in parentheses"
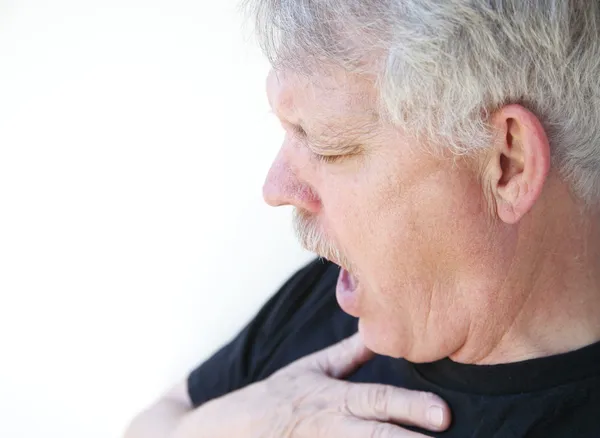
top-left (172, 333), bottom-right (451, 437)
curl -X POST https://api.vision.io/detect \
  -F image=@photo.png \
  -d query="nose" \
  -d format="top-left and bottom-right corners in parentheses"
top-left (262, 148), bottom-right (321, 213)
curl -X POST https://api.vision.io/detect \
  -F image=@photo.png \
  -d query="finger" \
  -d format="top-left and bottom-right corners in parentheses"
top-left (302, 332), bottom-right (375, 379)
top-left (328, 416), bottom-right (434, 438)
top-left (342, 383), bottom-right (451, 432)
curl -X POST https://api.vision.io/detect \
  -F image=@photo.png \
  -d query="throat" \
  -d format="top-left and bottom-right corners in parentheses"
top-left (450, 285), bottom-right (600, 366)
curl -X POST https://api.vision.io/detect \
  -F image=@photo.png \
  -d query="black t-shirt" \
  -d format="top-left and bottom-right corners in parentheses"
top-left (187, 259), bottom-right (600, 437)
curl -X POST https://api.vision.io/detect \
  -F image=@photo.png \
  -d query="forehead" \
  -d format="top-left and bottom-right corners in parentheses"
top-left (266, 69), bottom-right (379, 127)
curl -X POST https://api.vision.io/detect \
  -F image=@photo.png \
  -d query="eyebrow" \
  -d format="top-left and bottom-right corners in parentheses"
top-left (305, 114), bottom-right (379, 153)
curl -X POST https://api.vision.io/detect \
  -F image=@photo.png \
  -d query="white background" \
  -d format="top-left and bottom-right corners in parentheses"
top-left (0, 1), bottom-right (312, 437)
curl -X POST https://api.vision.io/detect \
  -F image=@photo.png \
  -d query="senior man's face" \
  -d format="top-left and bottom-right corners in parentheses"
top-left (263, 69), bottom-right (495, 361)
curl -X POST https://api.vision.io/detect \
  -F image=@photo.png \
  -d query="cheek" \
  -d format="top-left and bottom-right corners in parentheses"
top-left (346, 166), bottom-right (490, 358)
top-left (315, 167), bottom-right (371, 251)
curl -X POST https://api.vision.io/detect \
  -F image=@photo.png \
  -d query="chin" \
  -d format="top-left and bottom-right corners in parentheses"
top-left (358, 318), bottom-right (400, 358)
top-left (359, 317), bottom-right (426, 360)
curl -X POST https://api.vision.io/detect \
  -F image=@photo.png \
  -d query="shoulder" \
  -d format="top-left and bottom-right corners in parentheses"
top-left (527, 377), bottom-right (600, 438)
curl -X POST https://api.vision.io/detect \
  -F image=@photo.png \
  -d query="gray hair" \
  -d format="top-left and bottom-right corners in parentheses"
top-left (244, 0), bottom-right (600, 205)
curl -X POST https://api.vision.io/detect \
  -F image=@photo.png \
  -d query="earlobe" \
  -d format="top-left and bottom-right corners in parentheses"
top-left (497, 176), bottom-right (529, 224)
top-left (489, 105), bottom-right (551, 224)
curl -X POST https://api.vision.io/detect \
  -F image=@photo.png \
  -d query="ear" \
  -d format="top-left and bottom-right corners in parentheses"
top-left (486, 104), bottom-right (551, 224)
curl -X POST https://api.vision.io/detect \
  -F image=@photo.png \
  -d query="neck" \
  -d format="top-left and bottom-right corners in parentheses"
top-left (451, 198), bottom-right (600, 365)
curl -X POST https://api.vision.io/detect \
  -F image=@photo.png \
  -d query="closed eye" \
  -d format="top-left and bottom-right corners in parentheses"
top-left (312, 151), bottom-right (343, 163)
top-left (281, 120), bottom-right (352, 164)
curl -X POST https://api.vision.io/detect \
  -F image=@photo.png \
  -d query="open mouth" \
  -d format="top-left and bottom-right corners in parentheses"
top-left (336, 268), bottom-right (360, 316)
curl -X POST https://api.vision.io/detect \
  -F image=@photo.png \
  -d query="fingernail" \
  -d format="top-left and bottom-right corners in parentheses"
top-left (428, 406), bottom-right (445, 428)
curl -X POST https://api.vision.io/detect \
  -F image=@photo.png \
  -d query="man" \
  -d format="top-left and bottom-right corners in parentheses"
top-left (126, 1), bottom-right (600, 437)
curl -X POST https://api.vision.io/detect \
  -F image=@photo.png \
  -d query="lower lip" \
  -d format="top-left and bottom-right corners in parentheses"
top-left (336, 268), bottom-right (360, 317)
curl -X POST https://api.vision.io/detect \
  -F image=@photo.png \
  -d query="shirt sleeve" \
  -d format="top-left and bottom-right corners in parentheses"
top-left (186, 258), bottom-right (330, 408)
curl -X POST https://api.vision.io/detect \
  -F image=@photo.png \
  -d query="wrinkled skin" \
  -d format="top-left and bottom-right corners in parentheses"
top-left (171, 334), bottom-right (450, 438)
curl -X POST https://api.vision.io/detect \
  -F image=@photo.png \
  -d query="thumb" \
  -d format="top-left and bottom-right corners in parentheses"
top-left (304, 333), bottom-right (375, 379)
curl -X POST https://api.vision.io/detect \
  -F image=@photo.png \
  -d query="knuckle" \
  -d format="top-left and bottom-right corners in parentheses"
top-left (341, 384), bottom-right (355, 416)
top-left (405, 393), bottom-right (422, 421)
top-left (369, 385), bottom-right (392, 419)
top-left (404, 390), bottom-right (437, 422)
